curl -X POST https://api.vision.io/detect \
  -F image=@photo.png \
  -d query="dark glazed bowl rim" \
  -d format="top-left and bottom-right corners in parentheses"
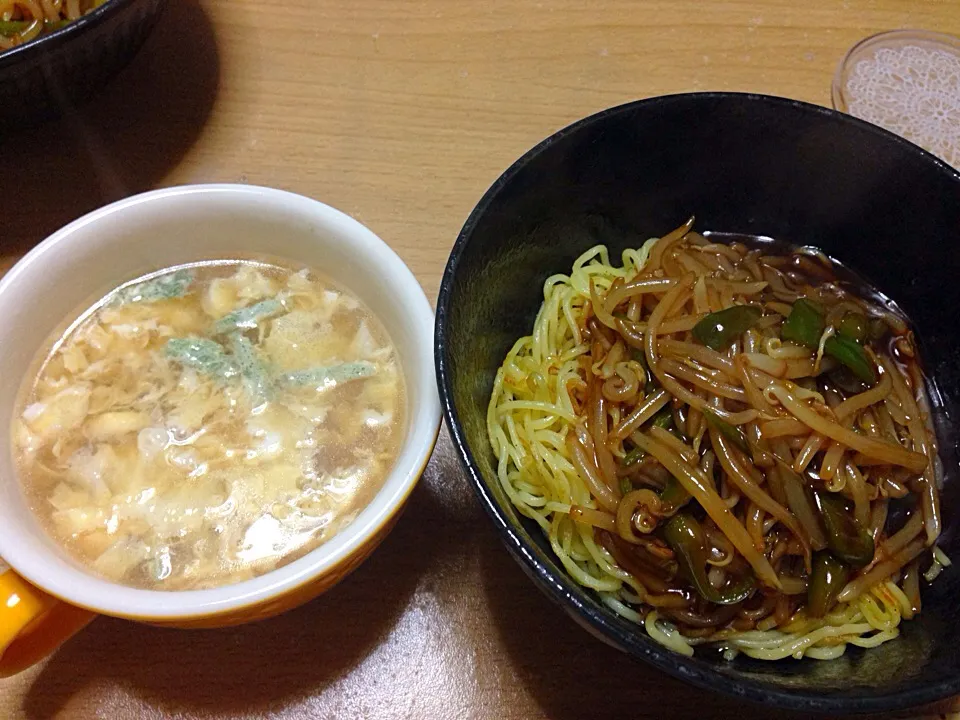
top-left (435, 92), bottom-right (960, 714)
top-left (0, 0), bottom-right (140, 72)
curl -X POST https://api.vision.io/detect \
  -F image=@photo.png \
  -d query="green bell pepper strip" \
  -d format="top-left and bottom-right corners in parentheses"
top-left (0, 19), bottom-right (69, 36)
top-left (781, 298), bottom-right (825, 348)
top-left (692, 305), bottom-right (763, 351)
top-left (868, 317), bottom-right (888, 342)
top-left (622, 447), bottom-right (645, 466)
top-left (659, 476), bottom-right (690, 513)
top-left (813, 491), bottom-right (875, 568)
top-left (775, 460), bottom-right (828, 551)
top-left (781, 299), bottom-right (876, 384)
top-left (824, 334), bottom-right (876, 384)
top-left (0, 21), bottom-right (31, 35)
top-left (808, 551), bottom-right (850, 618)
top-left (703, 409), bottom-right (749, 453)
top-left (651, 407), bottom-right (674, 431)
top-left (837, 312), bottom-right (868, 343)
top-left (662, 512), bottom-right (755, 605)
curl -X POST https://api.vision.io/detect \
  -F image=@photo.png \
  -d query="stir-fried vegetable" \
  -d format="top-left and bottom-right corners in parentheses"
top-left (663, 512), bottom-right (755, 604)
top-left (838, 312), bottom-right (868, 343)
top-left (635, 432), bottom-right (782, 589)
top-left (0, 19), bottom-right (68, 37)
top-left (0, 0), bottom-right (110, 46)
top-left (814, 490), bottom-right (875, 568)
top-left (650, 407), bottom-right (674, 430)
top-left (0, 21), bottom-right (32, 34)
top-left (693, 305), bottom-right (763, 350)
top-left (808, 551), bottom-right (850, 617)
top-left (623, 446), bottom-right (646, 466)
top-left (781, 298), bottom-right (825, 347)
top-left (824, 334), bottom-right (876, 384)
top-left (703, 409), bottom-right (749, 453)
top-left (782, 299), bottom-right (876, 383)
top-left (868, 317), bottom-right (888, 342)
top-left (622, 407), bottom-right (676, 469)
top-left (488, 220), bottom-right (944, 661)
top-left (776, 461), bottom-right (828, 551)
top-left (659, 476), bottom-right (690, 512)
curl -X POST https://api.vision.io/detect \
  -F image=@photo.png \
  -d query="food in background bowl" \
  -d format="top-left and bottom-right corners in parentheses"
top-left (488, 219), bottom-right (944, 661)
top-left (0, 0), bottom-right (111, 51)
top-left (14, 258), bottom-right (405, 590)
top-left (0, 0), bottom-right (167, 129)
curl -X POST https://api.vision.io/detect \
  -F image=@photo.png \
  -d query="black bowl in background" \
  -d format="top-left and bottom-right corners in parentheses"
top-left (0, 0), bottom-right (167, 130)
top-left (435, 93), bottom-right (960, 714)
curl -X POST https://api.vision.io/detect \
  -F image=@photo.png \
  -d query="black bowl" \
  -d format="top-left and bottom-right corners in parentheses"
top-left (435, 92), bottom-right (960, 714)
top-left (0, 0), bottom-right (167, 129)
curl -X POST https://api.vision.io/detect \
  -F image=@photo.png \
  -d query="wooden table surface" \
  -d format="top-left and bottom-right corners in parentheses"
top-left (2, 1), bottom-right (960, 718)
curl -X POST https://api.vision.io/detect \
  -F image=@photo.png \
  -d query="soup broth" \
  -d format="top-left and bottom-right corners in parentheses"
top-left (13, 259), bottom-right (406, 591)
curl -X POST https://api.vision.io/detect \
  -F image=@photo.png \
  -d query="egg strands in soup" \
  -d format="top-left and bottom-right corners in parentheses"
top-left (13, 260), bottom-right (406, 590)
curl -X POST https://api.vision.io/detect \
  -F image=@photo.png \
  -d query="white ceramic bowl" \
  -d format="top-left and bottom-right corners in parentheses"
top-left (0, 184), bottom-right (440, 628)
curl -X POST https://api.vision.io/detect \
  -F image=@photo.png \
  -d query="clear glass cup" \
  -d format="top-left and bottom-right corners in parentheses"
top-left (832, 29), bottom-right (960, 169)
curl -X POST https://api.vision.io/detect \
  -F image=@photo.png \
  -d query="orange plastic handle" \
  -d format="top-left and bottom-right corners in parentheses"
top-left (0, 567), bottom-right (95, 677)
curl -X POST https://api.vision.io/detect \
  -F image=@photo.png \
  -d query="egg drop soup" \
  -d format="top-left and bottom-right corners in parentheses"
top-left (12, 260), bottom-right (406, 590)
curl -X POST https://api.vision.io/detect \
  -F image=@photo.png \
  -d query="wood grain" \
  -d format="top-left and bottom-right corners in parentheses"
top-left (2, 1), bottom-right (960, 718)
